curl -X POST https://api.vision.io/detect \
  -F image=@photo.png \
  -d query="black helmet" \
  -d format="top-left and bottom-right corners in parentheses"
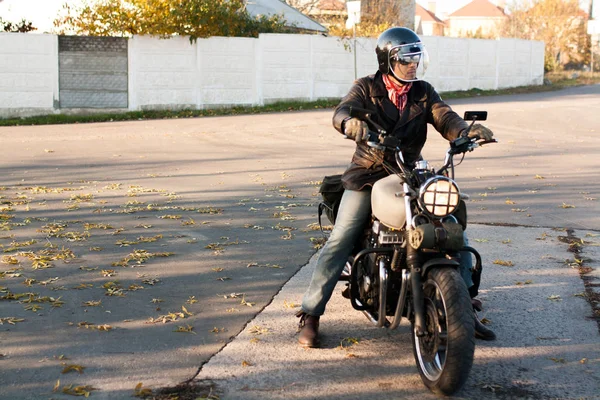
top-left (376, 27), bottom-right (429, 82)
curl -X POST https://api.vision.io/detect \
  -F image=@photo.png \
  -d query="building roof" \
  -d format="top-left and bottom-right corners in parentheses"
top-left (245, 0), bottom-right (327, 32)
top-left (317, 0), bottom-right (345, 12)
top-left (449, 0), bottom-right (506, 18)
top-left (416, 3), bottom-right (444, 23)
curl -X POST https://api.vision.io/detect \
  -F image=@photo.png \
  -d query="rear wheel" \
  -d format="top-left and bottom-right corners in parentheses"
top-left (411, 267), bottom-right (475, 395)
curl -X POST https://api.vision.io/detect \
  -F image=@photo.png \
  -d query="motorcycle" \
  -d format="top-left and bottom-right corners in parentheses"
top-left (322, 108), bottom-right (496, 395)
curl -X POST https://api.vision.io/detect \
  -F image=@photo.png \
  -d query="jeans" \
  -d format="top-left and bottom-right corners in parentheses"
top-left (302, 189), bottom-right (371, 316)
top-left (301, 189), bottom-right (475, 317)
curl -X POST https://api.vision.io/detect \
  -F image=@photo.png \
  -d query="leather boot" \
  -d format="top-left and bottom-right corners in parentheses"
top-left (296, 311), bottom-right (320, 348)
top-left (473, 308), bottom-right (496, 341)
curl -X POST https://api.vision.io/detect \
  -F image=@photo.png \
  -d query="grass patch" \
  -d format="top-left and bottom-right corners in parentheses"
top-left (2, 72), bottom-right (598, 127)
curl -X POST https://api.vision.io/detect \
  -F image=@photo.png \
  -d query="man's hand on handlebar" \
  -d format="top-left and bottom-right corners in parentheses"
top-left (344, 118), bottom-right (370, 143)
top-left (468, 124), bottom-right (494, 142)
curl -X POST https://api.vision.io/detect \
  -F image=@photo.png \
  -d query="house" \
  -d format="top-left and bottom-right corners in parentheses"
top-left (445, 0), bottom-right (507, 38)
top-left (245, 0), bottom-right (327, 32)
top-left (415, 3), bottom-right (445, 36)
top-left (301, 0), bottom-right (417, 31)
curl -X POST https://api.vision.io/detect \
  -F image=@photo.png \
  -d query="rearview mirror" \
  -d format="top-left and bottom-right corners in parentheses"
top-left (463, 111), bottom-right (487, 122)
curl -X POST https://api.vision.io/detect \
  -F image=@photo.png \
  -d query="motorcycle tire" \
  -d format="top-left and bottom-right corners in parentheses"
top-left (411, 267), bottom-right (475, 395)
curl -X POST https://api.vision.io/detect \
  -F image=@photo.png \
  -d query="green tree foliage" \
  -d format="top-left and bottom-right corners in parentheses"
top-left (500, 0), bottom-right (588, 71)
top-left (0, 17), bottom-right (37, 32)
top-left (53, 0), bottom-right (290, 40)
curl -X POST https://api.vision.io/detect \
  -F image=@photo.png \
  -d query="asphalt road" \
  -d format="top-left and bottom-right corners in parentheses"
top-left (0, 85), bottom-right (598, 399)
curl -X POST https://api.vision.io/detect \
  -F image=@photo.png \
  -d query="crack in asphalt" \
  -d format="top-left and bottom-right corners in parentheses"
top-left (559, 229), bottom-right (600, 334)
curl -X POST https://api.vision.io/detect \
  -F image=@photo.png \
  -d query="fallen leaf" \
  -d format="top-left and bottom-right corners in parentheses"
top-left (61, 364), bottom-right (86, 374)
top-left (174, 325), bottom-right (196, 334)
top-left (60, 384), bottom-right (98, 396)
top-left (248, 325), bottom-right (269, 335)
top-left (339, 337), bottom-right (360, 350)
top-left (133, 382), bottom-right (153, 398)
top-left (493, 259), bottom-right (514, 267)
top-left (0, 317), bottom-right (25, 325)
top-left (482, 384), bottom-right (503, 393)
top-left (283, 300), bottom-right (300, 309)
top-left (240, 297), bottom-right (255, 307)
top-left (82, 300), bottom-right (102, 307)
top-left (181, 305), bottom-right (193, 316)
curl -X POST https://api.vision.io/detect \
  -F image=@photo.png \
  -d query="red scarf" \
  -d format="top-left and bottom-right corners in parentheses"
top-left (382, 74), bottom-right (412, 114)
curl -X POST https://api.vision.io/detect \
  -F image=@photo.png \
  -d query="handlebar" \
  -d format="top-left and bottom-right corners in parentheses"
top-left (437, 136), bottom-right (497, 176)
top-left (345, 105), bottom-right (497, 177)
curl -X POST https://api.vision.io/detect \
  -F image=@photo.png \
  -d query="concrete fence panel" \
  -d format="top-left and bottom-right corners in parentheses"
top-left (129, 36), bottom-right (198, 110)
top-left (58, 36), bottom-right (128, 109)
top-left (468, 38), bottom-right (498, 90)
top-left (436, 37), bottom-right (470, 92)
top-left (355, 37), bottom-right (378, 82)
top-left (0, 33), bottom-right (58, 118)
top-left (311, 35), bottom-right (354, 100)
top-left (198, 37), bottom-right (257, 107)
top-left (260, 34), bottom-right (313, 103)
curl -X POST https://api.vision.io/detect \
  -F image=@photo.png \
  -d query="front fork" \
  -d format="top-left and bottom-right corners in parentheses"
top-left (406, 229), bottom-right (427, 337)
top-left (401, 179), bottom-right (427, 337)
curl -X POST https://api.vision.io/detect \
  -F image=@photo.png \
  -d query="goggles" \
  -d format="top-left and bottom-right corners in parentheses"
top-left (392, 53), bottom-right (422, 65)
top-left (389, 43), bottom-right (423, 66)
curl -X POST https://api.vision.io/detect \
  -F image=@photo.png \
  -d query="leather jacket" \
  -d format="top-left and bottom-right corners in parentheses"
top-left (333, 71), bottom-right (469, 191)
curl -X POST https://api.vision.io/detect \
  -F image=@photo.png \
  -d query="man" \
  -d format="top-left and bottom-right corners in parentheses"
top-left (296, 27), bottom-right (496, 348)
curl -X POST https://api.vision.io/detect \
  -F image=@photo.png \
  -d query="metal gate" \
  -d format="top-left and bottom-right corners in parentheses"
top-left (58, 36), bottom-right (128, 109)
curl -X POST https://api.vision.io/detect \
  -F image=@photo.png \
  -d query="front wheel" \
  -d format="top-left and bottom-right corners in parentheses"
top-left (411, 267), bottom-right (475, 395)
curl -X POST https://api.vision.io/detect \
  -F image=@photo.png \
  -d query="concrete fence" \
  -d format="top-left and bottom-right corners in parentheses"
top-left (0, 32), bottom-right (545, 119)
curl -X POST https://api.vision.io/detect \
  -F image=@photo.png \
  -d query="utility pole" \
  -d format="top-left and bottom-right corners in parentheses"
top-left (588, 1), bottom-right (596, 73)
top-left (346, 1), bottom-right (361, 80)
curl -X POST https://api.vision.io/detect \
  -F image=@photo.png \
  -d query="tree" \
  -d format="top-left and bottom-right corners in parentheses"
top-left (500, 0), bottom-right (588, 71)
top-left (53, 0), bottom-right (291, 40)
top-left (0, 17), bottom-right (37, 32)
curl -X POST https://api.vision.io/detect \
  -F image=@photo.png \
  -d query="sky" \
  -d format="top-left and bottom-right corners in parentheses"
top-left (1, 0), bottom-right (598, 34)
top-left (0, 0), bottom-right (72, 33)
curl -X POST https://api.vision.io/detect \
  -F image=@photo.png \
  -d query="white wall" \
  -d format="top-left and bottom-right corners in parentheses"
top-left (128, 36), bottom-right (198, 110)
top-left (0, 33), bottom-right (545, 118)
top-left (0, 33), bottom-right (59, 118)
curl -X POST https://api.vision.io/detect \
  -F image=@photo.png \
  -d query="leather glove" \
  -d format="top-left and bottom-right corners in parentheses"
top-left (468, 124), bottom-right (494, 141)
top-left (344, 118), bottom-right (370, 143)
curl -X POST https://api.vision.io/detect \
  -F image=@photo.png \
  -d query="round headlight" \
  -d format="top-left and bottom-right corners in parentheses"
top-left (419, 177), bottom-right (460, 217)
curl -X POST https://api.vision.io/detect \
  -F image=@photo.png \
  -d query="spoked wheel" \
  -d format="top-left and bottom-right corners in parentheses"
top-left (412, 267), bottom-right (475, 395)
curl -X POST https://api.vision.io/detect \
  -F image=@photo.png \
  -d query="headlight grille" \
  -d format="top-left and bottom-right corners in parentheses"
top-left (419, 177), bottom-right (460, 217)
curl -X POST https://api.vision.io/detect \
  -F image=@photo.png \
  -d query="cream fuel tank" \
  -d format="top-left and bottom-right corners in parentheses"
top-left (371, 174), bottom-right (406, 230)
